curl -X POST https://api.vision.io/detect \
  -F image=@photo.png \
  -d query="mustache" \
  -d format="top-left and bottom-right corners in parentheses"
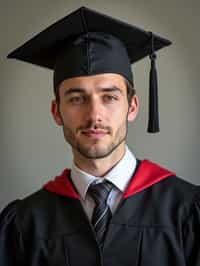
top-left (77, 123), bottom-right (112, 133)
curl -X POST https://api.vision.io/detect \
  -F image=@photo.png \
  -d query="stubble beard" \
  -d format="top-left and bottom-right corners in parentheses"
top-left (62, 120), bottom-right (128, 159)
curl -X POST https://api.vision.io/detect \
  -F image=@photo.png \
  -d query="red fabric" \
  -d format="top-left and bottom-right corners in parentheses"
top-left (44, 160), bottom-right (175, 199)
top-left (123, 160), bottom-right (175, 198)
top-left (44, 169), bottom-right (80, 199)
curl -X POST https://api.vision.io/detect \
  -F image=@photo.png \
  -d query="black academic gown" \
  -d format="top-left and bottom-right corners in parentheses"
top-left (0, 160), bottom-right (200, 266)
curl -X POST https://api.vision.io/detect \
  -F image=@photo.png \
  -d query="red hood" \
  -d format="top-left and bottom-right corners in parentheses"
top-left (44, 160), bottom-right (175, 199)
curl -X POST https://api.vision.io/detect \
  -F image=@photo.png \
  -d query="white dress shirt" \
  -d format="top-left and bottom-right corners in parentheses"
top-left (71, 145), bottom-right (137, 221)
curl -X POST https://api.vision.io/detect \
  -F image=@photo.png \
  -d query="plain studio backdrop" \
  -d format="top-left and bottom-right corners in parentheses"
top-left (0, 0), bottom-right (200, 210)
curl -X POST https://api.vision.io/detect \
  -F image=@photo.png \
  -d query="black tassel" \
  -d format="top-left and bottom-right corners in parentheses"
top-left (147, 34), bottom-right (160, 133)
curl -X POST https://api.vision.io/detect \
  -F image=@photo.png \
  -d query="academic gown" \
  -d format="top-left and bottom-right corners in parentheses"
top-left (0, 160), bottom-right (200, 266)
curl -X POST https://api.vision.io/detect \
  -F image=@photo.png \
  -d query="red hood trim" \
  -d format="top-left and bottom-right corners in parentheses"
top-left (122, 160), bottom-right (175, 198)
top-left (44, 160), bottom-right (175, 199)
top-left (44, 169), bottom-right (80, 199)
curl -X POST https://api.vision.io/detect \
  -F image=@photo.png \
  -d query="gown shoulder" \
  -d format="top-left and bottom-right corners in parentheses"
top-left (0, 200), bottom-right (25, 266)
top-left (182, 186), bottom-right (200, 265)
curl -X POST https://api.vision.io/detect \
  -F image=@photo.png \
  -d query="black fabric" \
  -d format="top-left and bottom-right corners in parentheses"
top-left (0, 170), bottom-right (200, 266)
top-left (7, 6), bottom-right (171, 93)
top-left (88, 181), bottom-right (113, 247)
top-left (7, 7), bottom-right (171, 71)
top-left (53, 32), bottom-right (133, 92)
top-left (148, 52), bottom-right (159, 133)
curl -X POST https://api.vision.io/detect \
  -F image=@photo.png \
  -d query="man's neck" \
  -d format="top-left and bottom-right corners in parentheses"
top-left (72, 144), bottom-right (126, 177)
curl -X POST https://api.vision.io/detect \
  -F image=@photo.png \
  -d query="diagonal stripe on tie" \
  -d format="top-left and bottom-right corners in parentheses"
top-left (88, 181), bottom-right (113, 247)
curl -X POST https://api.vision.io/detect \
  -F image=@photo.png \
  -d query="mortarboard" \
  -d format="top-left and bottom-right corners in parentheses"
top-left (7, 6), bottom-right (172, 133)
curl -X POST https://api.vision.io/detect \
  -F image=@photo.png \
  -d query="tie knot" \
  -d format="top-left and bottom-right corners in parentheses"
top-left (88, 181), bottom-right (113, 205)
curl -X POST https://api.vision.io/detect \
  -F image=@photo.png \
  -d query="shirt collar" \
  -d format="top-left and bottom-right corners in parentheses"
top-left (71, 145), bottom-right (137, 200)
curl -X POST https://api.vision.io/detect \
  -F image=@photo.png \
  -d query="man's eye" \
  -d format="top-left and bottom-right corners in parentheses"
top-left (103, 95), bottom-right (118, 102)
top-left (69, 96), bottom-right (86, 104)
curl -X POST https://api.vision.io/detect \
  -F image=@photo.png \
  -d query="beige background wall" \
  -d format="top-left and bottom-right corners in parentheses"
top-left (0, 0), bottom-right (200, 209)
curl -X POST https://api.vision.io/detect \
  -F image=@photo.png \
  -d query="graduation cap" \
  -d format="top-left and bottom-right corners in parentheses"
top-left (7, 6), bottom-right (172, 133)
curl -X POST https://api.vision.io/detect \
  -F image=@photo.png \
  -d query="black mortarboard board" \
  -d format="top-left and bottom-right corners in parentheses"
top-left (7, 6), bottom-right (172, 133)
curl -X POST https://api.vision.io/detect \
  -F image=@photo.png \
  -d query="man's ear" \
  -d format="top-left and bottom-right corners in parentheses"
top-left (51, 100), bottom-right (63, 126)
top-left (127, 95), bottom-right (139, 122)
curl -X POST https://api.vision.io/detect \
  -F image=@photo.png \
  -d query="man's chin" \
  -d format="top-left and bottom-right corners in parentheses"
top-left (76, 143), bottom-right (114, 159)
top-left (70, 134), bottom-right (126, 159)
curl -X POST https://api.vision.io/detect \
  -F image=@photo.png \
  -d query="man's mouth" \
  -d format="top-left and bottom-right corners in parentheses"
top-left (81, 129), bottom-right (109, 138)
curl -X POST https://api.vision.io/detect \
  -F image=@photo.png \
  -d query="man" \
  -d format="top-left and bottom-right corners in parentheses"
top-left (0, 7), bottom-right (200, 266)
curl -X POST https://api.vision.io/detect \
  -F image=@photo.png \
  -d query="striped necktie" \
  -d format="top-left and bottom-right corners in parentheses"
top-left (88, 181), bottom-right (113, 248)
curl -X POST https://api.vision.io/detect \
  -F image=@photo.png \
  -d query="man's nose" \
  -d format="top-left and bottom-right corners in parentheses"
top-left (86, 98), bottom-right (103, 122)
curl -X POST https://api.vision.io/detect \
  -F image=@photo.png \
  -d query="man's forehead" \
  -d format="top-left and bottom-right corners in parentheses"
top-left (59, 73), bottom-right (127, 91)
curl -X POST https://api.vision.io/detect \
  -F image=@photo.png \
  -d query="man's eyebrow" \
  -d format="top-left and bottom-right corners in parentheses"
top-left (63, 86), bottom-right (123, 96)
top-left (64, 88), bottom-right (85, 96)
top-left (99, 86), bottom-right (123, 94)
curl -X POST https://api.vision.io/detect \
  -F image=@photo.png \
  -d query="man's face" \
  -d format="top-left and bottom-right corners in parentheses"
top-left (51, 73), bottom-right (138, 159)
